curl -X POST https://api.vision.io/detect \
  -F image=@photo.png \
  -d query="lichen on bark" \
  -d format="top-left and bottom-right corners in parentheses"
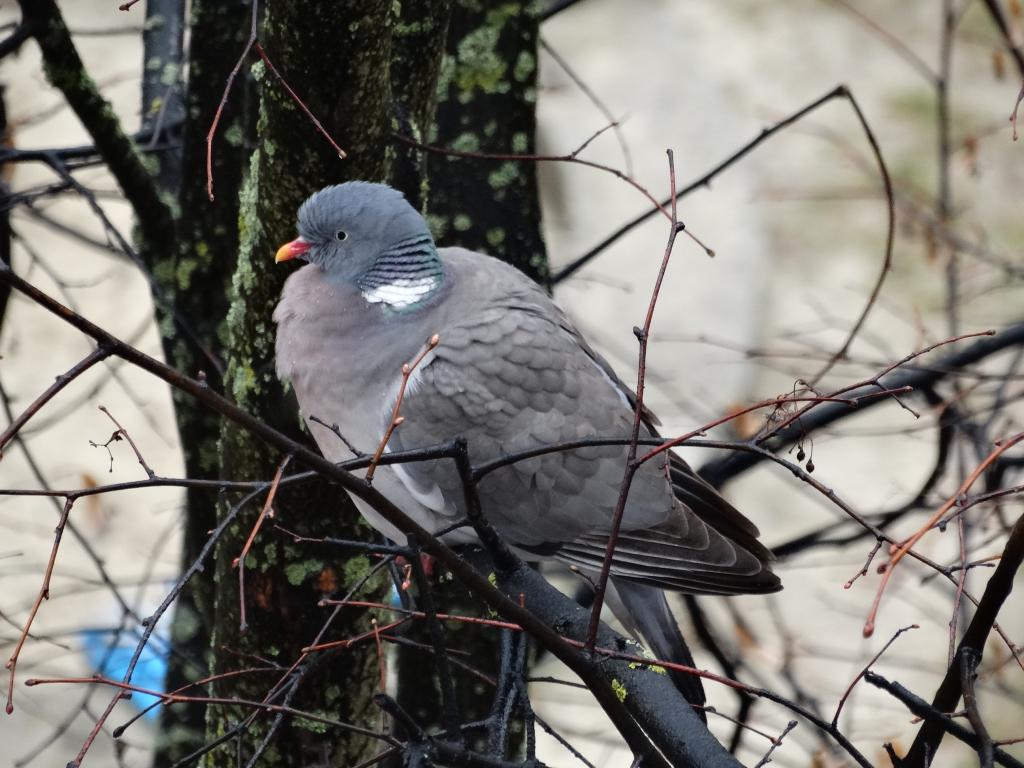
top-left (393, 0), bottom-right (548, 751)
top-left (426, 0), bottom-right (548, 284)
top-left (205, 1), bottom-right (433, 764)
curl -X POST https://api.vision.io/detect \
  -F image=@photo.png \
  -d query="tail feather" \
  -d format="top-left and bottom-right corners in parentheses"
top-left (608, 577), bottom-right (707, 720)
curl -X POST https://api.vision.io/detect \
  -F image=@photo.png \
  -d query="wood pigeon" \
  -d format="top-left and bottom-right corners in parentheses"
top-left (273, 182), bottom-right (781, 710)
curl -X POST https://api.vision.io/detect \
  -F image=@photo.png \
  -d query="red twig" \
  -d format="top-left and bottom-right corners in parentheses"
top-left (394, 132), bottom-right (714, 257)
top-left (206, 0), bottom-right (259, 201)
top-left (4, 499), bottom-right (74, 713)
top-left (303, 618), bottom-right (410, 654)
top-left (112, 665), bottom-right (282, 734)
top-left (252, 42), bottom-right (347, 160)
top-left (585, 150), bottom-right (683, 653)
top-left (757, 330), bottom-right (995, 447)
top-left (365, 334), bottom-right (440, 484)
top-left (636, 387), bottom-right (913, 468)
top-left (205, 10), bottom-right (348, 200)
top-left (395, 129), bottom-right (666, 221)
top-left (234, 454), bottom-right (292, 632)
top-left (864, 431), bottom-right (1024, 637)
top-left (370, 619), bottom-right (386, 693)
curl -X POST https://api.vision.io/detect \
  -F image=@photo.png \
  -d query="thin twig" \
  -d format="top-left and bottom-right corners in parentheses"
top-left (308, 415), bottom-right (365, 457)
top-left (753, 720), bottom-right (797, 768)
top-left (552, 85), bottom-right (867, 284)
top-left (206, 0), bottom-right (258, 200)
top-left (804, 87), bottom-right (895, 385)
top-left (865, 432), bottom-right (1024, 637)
top-left (96, 405), bottom-right (156, 479)
top-left (234, 454), bottom-right (292, 631)
top-left (252, 42), bottom-right (347, 160)
top-left (821, 0), bottom-right (939, 84)
top-left (586, 149), bottom-right (683, 652)
top-left (1012, 82), bottom-right (1024, 141)
top-left (831, 623), bottom-right (918, 728)
top-left (0, 345), bottom-right (112, 458)
top-left (4, 499), bottom-right (74, 713)
top-left (365, 334), bottom-right (439, 484)
top-left (539, 37), bottom-right (632, 175)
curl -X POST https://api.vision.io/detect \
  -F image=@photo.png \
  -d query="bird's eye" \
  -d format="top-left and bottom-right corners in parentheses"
top-left (335, 230), bottom-right (348, 242)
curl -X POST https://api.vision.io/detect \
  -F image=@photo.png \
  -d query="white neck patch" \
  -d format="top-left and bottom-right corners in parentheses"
top-left (361, 275), bottom-right (440, 308)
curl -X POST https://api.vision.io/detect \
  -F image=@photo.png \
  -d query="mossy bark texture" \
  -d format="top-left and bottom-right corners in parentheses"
top-left (427, 0), bottom-right (548, 284)
top-left (391, 0), bottom-right (453, 210)
top-left (205, 2), bottom-right (420, 766)
top-left (16, 0), bottom-right (548, 762)
top-left (395, 1), bottom-right (548, 753)
top-left (153, 0), bottom-right (257, 762)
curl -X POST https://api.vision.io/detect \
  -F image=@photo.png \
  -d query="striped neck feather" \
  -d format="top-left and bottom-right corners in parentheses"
top-left (358, 234), bottom-right (443, 309)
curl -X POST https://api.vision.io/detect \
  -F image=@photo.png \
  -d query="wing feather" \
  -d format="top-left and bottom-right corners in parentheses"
top-left (384, 253), bottom-right (779, 594)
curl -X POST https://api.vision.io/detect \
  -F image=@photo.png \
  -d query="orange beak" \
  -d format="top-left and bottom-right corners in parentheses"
top-left (275, 237), bottom-right (312, 263)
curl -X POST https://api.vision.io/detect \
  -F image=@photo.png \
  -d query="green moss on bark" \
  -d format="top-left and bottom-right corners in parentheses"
top-left (206, 2), bottom-right (405, 765)
top-left (393, 0), bottom-right (548, 748)
top-left (426, 0), bottom-right (548, 283)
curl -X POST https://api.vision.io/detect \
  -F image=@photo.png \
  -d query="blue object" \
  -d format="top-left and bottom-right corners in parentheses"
top-left (80, 628), bottom-right (168, 719)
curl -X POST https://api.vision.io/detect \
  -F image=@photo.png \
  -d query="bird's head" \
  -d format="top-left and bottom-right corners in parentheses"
top-left (274, 182), bottom-right (433, 282)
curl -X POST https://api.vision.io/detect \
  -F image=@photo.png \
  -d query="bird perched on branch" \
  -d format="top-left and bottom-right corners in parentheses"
top-left (273, 182), bottom-right (781, 711)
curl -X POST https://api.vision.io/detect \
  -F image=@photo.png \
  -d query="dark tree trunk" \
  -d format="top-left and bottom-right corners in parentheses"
top-left (426, 0), bottom-right (548, 284)
top-left (390, 0), bottom-right (453, 210)
top-left (204, 2), bottom-right (448, 765)
top-left (395, 1), bottom-right (548, 754)
top-left (141, 0), bottom-right (185, 194)
top-left (152, 0), bottom-right (257, 763)
top-left (0, 86), bottom-right (10, 327)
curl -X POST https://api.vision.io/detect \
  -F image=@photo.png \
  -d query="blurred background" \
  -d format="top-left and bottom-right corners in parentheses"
top-left (1, 1), bottom-right (1022, 765)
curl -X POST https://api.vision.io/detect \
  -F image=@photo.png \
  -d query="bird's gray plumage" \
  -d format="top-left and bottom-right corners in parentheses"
top-left (274, 182), bottom-right (781, 709)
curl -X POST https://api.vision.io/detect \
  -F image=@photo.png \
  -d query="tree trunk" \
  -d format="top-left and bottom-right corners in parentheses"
top-left (426, 0), bottom-right (548, 284)
top-left (0, 86), bottom-right (10, 327)
top-left (204, 2), bottom-right (448, 765)
top-left (395, 0), bottom-right (548, 754)
top-left (152, 0), bottom-right (257, 762)
top-left (390, 0), bottom-right (453, 210)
